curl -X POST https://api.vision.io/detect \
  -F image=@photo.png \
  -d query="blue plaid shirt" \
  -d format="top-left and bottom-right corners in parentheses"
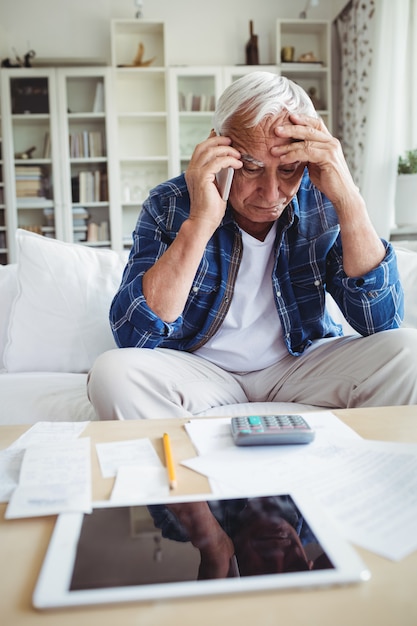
top-left (110, 170), bottom-right (403, 356)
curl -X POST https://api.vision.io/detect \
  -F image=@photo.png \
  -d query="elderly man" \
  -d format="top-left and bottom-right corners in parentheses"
top-left (88, 71), bottom-right (417, 419)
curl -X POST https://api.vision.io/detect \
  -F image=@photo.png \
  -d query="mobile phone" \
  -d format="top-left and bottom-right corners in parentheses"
top-left (215, 167), bottom-right (234, 201)
top-left (230, 414), bottom-right (315, 446)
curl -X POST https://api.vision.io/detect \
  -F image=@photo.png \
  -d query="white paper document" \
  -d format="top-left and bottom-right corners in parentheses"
top-left (0, 447), bottom-right (25, 502)
top-left (184, 412), bottom-right (362, 493)
top-left (305, 439), bottom-right (417, 561)
top-left (96, 438), bottom-right (170, 501)
top-left (185, 411), bottom-right (361, 456)
top-left (0, 421), bottom-right (89, 504)
top-left (111, 465), bottom-right (169, 503)
top-left (183, 414), bottom-right (417, 561)
top-left (7, 421), bottom-right (89, 449)
top-left (96, 438), bottom-right (163, 479)
top-left (5, 437), bottom-right (92, 519)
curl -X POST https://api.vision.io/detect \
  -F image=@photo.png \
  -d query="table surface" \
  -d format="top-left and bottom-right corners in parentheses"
top-left (1, 405), bottom-right (417, 626)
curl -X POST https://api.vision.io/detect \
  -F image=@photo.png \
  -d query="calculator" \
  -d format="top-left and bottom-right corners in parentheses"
top-left (230, 414), bottom-right (315, 446)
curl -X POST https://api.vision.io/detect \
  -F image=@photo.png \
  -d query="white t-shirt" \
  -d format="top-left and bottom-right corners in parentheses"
top-left (196, 224), bottom-right (288, 372)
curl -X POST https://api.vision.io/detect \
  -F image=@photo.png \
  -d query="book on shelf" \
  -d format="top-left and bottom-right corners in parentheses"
top-left (83, 131), bottom-right (89, 158)
top-left (15, 165), bottom-right (46, 198)
top-left (87, 220), bottom-right (109, 243)
top-left (100, 171), bottom-right (108, 201)
top-left (15, 165), bottom-right (43, 176)
top-left (74, 170), bottom-right (108, 203)
top-left (73, 228), bottom-right (88, 243)
top-left (178, 92), bottom-right (215, 112)
top-left (43, 132), bottom-right (51, 158)
top-left (79, 171), bottom-right (93, 203)
top-left (93, 81), bottom-right (105, 113)
top-left (72, 206), bottom-right (89, 227)
top-left (89, 131), bottom-right (104, 157)
top-left (16, 188), bottom-right (44, 198)
top-left (17, 198), bottom-right (49, 206)
top-left (69, 131), bottom-right (105, 158)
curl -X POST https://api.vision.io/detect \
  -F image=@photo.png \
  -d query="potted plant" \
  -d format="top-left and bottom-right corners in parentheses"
top-left (395, 149), bottom-right (417, 226)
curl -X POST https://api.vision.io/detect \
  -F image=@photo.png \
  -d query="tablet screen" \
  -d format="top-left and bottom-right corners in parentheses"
top-left (70, 495), bottom-right (332, 590)
top-left (33, 492), bottom-right (370, 608)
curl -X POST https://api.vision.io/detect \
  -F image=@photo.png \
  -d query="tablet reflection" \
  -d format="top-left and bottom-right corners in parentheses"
top-left (150, 494), bottom-right (334, 579)
top-left (70, 495), bottom-right (333, 591)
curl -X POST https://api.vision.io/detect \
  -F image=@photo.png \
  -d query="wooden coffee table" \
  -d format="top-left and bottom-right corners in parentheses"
top-left (1, 404), bottom-right (416, 626)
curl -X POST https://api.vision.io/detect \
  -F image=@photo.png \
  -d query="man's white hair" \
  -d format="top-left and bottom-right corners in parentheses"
top-left (213, 71), bottom-right (317, 136)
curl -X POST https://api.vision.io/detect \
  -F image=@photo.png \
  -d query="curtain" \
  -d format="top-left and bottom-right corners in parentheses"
top-left (335, 0), bottom-right (375, 188)
top-left (336, 0), bottom-right (417, 239)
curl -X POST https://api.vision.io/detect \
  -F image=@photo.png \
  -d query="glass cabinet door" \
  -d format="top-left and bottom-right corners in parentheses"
top-left (1, 68), bottom-right (63, 260)
top-left (58, 68), bottom-right (113, 247)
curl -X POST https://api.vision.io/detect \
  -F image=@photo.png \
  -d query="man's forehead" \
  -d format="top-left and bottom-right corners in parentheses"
top-left (233, 112), bottom-right (293, 166)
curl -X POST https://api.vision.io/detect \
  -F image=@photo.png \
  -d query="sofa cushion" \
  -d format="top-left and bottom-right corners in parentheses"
top-left (0, 372), bottom-right (97, 424)
top-left (392, 245), bottom-right (417, 328)
top-left (3, 229), bottom-right (126, 373)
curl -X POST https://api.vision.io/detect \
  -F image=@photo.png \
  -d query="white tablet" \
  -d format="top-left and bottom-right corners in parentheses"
top-left (33, 491), bottom-right (370, 609)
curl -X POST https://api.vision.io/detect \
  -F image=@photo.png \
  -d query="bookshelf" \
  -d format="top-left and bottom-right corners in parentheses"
top-left (168, 65), bottom-right (279, 177)
top-left (0, 18), bottom-right (334, 262)
top-left (276, 19), bottom-right (332, 131)
top-left (0, 68), bottom-right (63, 261)
top-left (111, 19), bottom-right (171, 249)
top-left (168, 66), bottom-right (222, 176)
top-left (0, 67), bottom-right (116, 261)
top-left (57, 67), bottom-right (116, 248)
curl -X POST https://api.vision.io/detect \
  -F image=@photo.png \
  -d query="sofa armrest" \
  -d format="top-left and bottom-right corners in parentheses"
top-left (0, 264), bottom-right (18, 371)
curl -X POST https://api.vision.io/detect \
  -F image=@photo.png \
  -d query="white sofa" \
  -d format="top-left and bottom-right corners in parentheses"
top-left (1, 229), bottom-right (417, 426)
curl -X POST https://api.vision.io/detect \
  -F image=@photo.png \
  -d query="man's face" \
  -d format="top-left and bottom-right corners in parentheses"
top-left (228, 111), bottom-right (305, 239)
top-left (232, 499), bottom-right (313, 575)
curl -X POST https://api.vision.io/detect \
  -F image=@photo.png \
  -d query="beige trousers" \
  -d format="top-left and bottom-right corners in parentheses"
top-left (87, 328), bottom-right (417, 420)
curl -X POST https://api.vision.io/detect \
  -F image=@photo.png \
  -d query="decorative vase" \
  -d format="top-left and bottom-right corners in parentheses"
top-left (395, 173), bottom-right (417, 226)
top-left (245, 20), bottom-right (259, 65)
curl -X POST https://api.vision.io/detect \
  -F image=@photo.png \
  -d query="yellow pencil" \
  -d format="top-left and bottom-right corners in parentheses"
top-left (163, 432), bottom-right (177, 489)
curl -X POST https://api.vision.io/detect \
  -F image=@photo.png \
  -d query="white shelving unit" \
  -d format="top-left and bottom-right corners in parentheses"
top-left (276, 19), bottom-right (332, 131)
top-left (168, 66), bottom-right (223, 175)
top-left (1, 68), bottom-right (63, 262)
top-left (168, 65), bottom-right (279, 176)
top-left (111, 19), bottom-right (171, 249)
top-left (222, 64), bottom-right (279, 86)
top-left (0, 67), bottom-right (116, 261)
top-left (0, 18), bottom-right (335, 262)
top-left (57, 67), bottom-right (116, 248)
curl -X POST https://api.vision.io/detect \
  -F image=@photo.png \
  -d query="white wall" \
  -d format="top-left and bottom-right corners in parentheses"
top-left (0, 0), bottom-right (347, 67)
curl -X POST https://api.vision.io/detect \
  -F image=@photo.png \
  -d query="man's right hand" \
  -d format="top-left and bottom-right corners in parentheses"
top-left (185, 133), bottom-right (242, 237)
top-left (142, 134), bottom-right (241, 323)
